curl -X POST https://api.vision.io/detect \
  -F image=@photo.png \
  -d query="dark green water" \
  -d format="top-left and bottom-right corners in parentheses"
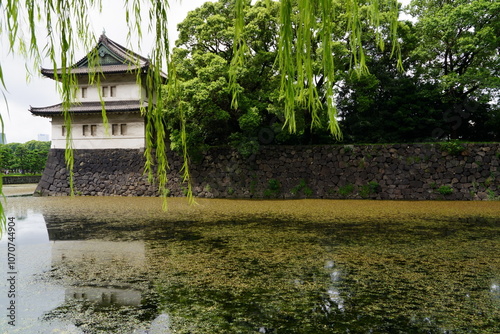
top-left (1, 197), bottom-right (499, 333)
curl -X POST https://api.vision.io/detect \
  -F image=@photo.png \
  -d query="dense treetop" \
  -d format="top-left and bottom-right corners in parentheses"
top-left (0, 141), bottom-right (50, 175)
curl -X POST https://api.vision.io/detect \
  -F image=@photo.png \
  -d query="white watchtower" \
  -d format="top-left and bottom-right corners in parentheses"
top-left (30, 34), bottom-right (165, 150)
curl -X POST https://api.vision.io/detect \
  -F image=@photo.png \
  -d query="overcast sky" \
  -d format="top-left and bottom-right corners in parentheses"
top-left (1, 0), bottom-right (410, 144)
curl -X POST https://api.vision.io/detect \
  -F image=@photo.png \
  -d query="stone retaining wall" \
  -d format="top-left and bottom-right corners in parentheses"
top-left (35, 143), bottom-right (499, 200)
top-left (3, 175), bottom-right (42, 184)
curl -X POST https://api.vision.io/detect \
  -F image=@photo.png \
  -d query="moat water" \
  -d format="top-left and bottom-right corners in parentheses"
top-left (1, 197), bottom-right (499, 333)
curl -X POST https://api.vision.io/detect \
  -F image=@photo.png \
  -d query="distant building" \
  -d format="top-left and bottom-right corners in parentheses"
top-left (30, 33), bottom-right (165, 150)
top-left (37, 134), bottom-right (50, 142)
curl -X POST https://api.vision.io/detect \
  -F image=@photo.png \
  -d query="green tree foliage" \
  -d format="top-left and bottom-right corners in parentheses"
top-left (0, 141), bottom-right (50, 174)
top-left (337, 0), bottom-right (500, 142)
top-left (165, 0), bottom-right (281, 153)
top-left (165, 0), bottom-right (364, 150)
top-left (337, 19), bottom-right (447, 143)
top-left (409, 0), bottom-right (500, 140)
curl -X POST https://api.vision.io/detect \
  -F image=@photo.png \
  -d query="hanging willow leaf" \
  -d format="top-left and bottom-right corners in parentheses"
top-left (229, 0), bottom-right (249, 110)
top-left (277, 0), bottom-right (297, 133)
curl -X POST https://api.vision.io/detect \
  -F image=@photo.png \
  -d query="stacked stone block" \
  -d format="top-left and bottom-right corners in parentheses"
top-left (35, 143), bottom-right (499, 200)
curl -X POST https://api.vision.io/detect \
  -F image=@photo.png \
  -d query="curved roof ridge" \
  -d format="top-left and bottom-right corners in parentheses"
top-left (103, 35), bottom-right (150, 65)
top-left (41, 34), bottom-right (152, 79)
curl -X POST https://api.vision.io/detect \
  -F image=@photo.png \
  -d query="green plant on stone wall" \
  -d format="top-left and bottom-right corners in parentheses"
top-left (291, 179), bottom-right (313, 197)
top-left (469, 189), bottom-right (475, 199)
top-left (249, 179), bottom-right (257, 195)
top-left (484, 172), bottom-right (495, 187)
top-left (437, 185), bottom-right (453, 196)
top-left (439, 141), bottom-right (465, 156)
top-left (230, 134), bottom-right (260, 159)
top-left (406, 156), bottom-right (421, 164)
top-left (472, 181), bottom-right (479, 191)
top-left (486, 189), bottom-right (499, 201)
top-left (343, 145), bottom-right (354, 154)
top-left (227, 187), bottom-right (235, 195)
top-left (358, 158), bottom-right (366, 169)
top-left (338, 184), bottom-right (354, 198)
top-left (264, 179), bottom-right (281, 198)
top-left (359, 181), bottom-right (381, 198)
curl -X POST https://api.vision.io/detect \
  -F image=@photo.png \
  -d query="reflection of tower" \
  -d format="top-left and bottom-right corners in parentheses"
top-left (66, 285), bottom-right (142, 306)
top-left (51, 240), bottom-right (146, 306)
top-left (42, 213), bottom-right (160, 333)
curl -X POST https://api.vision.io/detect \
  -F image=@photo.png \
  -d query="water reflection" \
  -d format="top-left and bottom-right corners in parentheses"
top-left (324, 260), bottom-right (344, 311)
top-left (41, 219), bottom-right (158, 333)
top-left (50, 240), bottom-right (146, 309)
top-left (1, 197), bottom-right (499, 333)
top-left (0, 207), bottom-right (160, 333)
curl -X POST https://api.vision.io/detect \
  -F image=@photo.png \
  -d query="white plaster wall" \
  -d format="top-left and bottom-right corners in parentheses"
top-left (51, 113), bottom-right (145, 149)
top-left (77, 83), bottom-right (143, 102)
top-left (75, 74), bottom-right (151, 102)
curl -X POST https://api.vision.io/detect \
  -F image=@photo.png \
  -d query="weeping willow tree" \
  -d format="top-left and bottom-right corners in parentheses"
top-left (0, 0), bottom-right (401, 229)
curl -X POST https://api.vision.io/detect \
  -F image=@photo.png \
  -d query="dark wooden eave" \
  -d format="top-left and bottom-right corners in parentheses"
top-left (30, 100), bottom-right (149, 118)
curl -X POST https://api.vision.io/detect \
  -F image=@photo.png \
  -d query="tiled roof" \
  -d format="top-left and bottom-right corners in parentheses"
top-left (40, 34), bottom-right (166, 79)
top-left (41, 64), bottom-right (147, 76)
top-left (30, 100), bottom-right (149, 117)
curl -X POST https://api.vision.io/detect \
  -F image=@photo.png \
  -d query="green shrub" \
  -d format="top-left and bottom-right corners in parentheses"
top-left (249, 179), bottom-right (257, 195)
top-left (439, 141), bottom-right (465, 156)
top-left (229, 133), bottom-right (259, 159)
top-left (303, 187), bottom-right (313, 197)
top-left (343, 145), bottom-right (354, 154)
top-left (437, 185), bottom-right (453, 195)
top-left (291, 179), bottom-right (313, 197)
top-left (486, 189), bottom-right (499, 201)
top-left (338, 184), bottom-right (354, 198)
top-left (264, 179), bottom-right (281, 198)
top-left (359, 181), bottom-right (381, 198)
